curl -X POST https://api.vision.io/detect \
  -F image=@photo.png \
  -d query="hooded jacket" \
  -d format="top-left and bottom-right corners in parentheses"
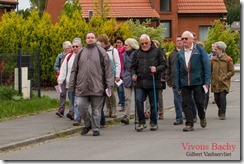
top-left (69, 43), bottom-right (114, 96)
top-left (210, 53), bottom-right (235, 93)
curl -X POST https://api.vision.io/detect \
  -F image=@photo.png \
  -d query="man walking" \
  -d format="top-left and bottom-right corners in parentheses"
top-left (166, 36), bottom-right (184, 125)
top-left (174, 31), bottom-right (211, 132)
top-left (69, 31), bottom-right (114, 136)
top-left (131, 34), bottom-right (166, 131)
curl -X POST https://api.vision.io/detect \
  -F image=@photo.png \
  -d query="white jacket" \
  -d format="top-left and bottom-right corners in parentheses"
top-left (106, 46), bottom-right (121, 78)
top-left (57, 52), bottom-right (76, 88)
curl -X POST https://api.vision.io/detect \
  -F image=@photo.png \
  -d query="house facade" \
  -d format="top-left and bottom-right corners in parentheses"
top-left (45, 0), bottom-right (227, 41)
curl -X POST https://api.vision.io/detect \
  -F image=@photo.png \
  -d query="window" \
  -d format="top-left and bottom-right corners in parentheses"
top-left (160, 21), bottom-right (171, 38)
top-left (160, 0), bottom-right (171, 12)
top-left (199, 26), bottom-right (210, 41)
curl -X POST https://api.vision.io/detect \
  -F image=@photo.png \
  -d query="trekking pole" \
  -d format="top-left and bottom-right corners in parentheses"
top-left (134, 86), bottom-right (137, 130)
top-left (152, 73), bottom-right (158, 127)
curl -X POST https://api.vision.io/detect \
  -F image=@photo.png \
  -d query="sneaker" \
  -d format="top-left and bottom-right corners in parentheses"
top-left (66, 113), bottom-right (74, 120)
top-left (200, 118), bottom-right (207, 128)
top-left (173, 120), bottom-right (183, 125)
top-left (183, 126), bottom-right (194, 132)
top-left (220, 113), bottom-right (225, 120)
top-left (73, 121), bottom-right (81, 126)
top-left (121, 115), bottom-right (129, 124)
top-left (55, 109), bottom-right (64, 117)
top-left (158, 113), bottom-right (164, 119)
top-left (144, 112), bottom-right (150, 119)
top-left (93, 131), bottom-right (100, 136)
top-left (150, 124), bottom-right (157, 131)
top-left (119, 107), bottom-right (125, 112)
top-left (136, 124), bottom-right (147, 132)
top-left (81, 126), bottom-right (92, 135)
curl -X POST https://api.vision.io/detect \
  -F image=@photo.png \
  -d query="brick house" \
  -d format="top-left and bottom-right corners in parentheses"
top-left (45, 0), bottom-right (227, 41)
top-left (0, 0), bottom-right (18, 18)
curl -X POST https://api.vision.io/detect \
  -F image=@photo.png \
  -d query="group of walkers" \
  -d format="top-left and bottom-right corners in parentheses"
top-left (53, 30), bottom-right (235, 136)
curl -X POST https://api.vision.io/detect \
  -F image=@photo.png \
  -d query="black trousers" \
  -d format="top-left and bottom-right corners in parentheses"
top-left (182, 85), bottom-right (206, 127)
top-left (214, 91), bottom-right (227, 114)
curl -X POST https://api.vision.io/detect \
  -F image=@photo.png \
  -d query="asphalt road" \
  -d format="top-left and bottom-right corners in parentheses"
top-left (0, 73), bottom-right (241, 161)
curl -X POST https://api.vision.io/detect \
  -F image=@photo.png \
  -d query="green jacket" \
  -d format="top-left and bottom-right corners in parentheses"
top-left (211, 53), bottom-right (235, 93)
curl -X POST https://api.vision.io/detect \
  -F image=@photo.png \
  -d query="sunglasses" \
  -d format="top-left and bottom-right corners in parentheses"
top-left (181, 38), bottom-right (188, 41)
top-left (140, 42), bottom-right (149, 46)
top-left (72, 45), bottom-right (79, 48)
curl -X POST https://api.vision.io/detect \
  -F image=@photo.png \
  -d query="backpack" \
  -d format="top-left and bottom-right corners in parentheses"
top-left (226, 56), bottom-right (231, 72)
top-left (107, 48), bottom-right (116, 76)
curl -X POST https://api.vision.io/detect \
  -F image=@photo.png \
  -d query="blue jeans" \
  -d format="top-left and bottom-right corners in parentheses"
top-left (173, 88), bottom-right (183, 121)
top-left (74, 96), bottom-right (80, 121)
top-left (117, 84), bottom-right (125, 108)
top-left (136, 88), bottom-right (158, 125)
top-left (100, 96), bottom-right (106, 126)
top-left (67, 90), bottom-right (75, 114)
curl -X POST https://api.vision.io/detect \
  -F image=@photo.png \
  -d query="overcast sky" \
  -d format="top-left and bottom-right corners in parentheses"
top-left (17, 0), bottom-right (31, 10)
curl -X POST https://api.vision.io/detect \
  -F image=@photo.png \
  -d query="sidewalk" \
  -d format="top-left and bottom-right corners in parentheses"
top-left (0, 87), bottom-right (175, 152)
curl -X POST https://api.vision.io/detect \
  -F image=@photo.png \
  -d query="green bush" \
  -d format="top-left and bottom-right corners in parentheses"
top-left (0, 86), bottom-right (22, 101)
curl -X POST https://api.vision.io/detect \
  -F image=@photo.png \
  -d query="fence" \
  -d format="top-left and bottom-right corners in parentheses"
top-left (0, 50), bottom-right (41, 98)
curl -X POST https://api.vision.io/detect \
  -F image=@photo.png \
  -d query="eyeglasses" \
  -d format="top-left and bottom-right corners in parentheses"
top-left (72, 45), bottom-right (79, 48)
top-left (181, 38), bottom-right (188, 41)
top-left (116, 41), bottom-right (122, 44)
top-left (140, 42), bottom-right (149, 46)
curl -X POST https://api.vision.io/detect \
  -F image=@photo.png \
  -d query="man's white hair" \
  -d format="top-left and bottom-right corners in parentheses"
top-left (182, 31), bottom-right (194, 38)
top-left (140, 34), bottom-right (151, 41)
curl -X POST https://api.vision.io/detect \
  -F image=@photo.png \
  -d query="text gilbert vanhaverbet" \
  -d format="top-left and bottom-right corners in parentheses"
top-left (181, 142), bottom-right (236, 157)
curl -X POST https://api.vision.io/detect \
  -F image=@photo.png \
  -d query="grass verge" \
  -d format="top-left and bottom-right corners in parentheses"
top-left (0, 95), bottom-right (59, 122)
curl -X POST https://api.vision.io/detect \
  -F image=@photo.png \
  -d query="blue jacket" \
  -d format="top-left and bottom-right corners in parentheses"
top-left (174, 43), bottom-right (211, 91)
top-left (122, 49), bottom-right (136, 88)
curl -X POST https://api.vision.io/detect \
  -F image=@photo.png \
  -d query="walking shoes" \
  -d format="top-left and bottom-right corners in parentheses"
top-left (200, 118), bottom-right (207, 128)
top-left (150, 124), bottom-right (157, 131)
top-left (55, 109), bottom-right (64, 117)
top-left (183, 126), bottom-right (194, 132)
top-left (136, 124), bottom-right (147, 132)
top-left (173, 120), bottom-right (183, 125)
top-left (81, 126), bottom-right (92, 135)
top-left (121, 115), bottom-right (129, 124)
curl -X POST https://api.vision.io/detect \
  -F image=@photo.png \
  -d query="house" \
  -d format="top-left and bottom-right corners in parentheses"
top-left (45, 0), bottom-right (227, 41)
top-left (0, 0), bottom-right (18, 17)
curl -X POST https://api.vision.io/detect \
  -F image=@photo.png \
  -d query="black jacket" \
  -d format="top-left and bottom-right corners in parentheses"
top-left (131, 43), bottom-right (167, 89)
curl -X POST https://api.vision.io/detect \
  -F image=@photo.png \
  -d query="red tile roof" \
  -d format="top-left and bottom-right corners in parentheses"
top-left (79, 0), bottom-right (160, 18)
top-left (178, 0), bottom-right (227, 13)
top-left (0, 0), bottom-right (17, 3)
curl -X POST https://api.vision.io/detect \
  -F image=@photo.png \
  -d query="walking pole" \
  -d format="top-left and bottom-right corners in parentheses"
top-left (152, 73), bottom-right (158, 127)
top-left (134, 86), bottom-right (137, 130)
